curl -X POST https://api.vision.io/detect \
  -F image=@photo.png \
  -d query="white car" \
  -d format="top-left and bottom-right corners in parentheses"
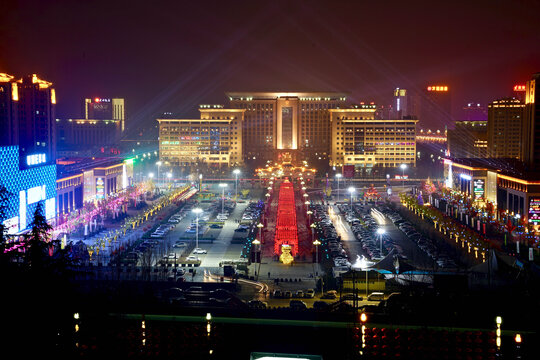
top-left (186, 255), bottom-right (199, 261)
top-left (193, 248), bottom-right (207, 254)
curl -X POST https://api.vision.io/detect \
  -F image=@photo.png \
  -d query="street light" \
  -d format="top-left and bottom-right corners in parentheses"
top-left (219, 183), bottom-right (227, 215)
top-left (307, 210), bottom-right (313, 223)
top-left (233, 169), bottom-right (241, 200)
top-left (348, 187), bottom-right (355, 210)
top-left (149, 172), bottom-right (155, 179)
top-left (310, 222), bottom-right (316, 241)
top-left (192, 208), bottom-right (203, 249)
top-left (400, 164), bottom-right (407, 191)
top-left (199, 174), bottom-right (203, 190)
top-left (377, 228), bottom-right (386, 254)
top-left (257, 223), bottom-right (264, 244)
top-left (167, 172), bottom-right (172, 185)
top-left (313, 239), bottom-right (321, 265)
top-left (336, 173), bottom-right (342, 202)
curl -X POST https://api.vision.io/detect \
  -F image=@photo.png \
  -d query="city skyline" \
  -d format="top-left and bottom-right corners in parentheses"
top-left (2, 0), bottom-right (539, 131)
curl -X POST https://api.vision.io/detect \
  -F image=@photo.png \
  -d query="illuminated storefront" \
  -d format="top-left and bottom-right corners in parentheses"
top-left (0, 145), bottom-right (56, 233)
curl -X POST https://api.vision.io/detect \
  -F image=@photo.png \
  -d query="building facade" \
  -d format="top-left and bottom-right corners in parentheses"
top-left (329, 106), bottom-right (417, 169)
top-left (523, 73), bottom-right (540, 168)
top-left (227, 92), bottom-right (347, 163)
top-left (447, 120), bottom-right (488, 158)
top-left (487, 98), bottom-right (524, 159)
top-left (157, 107), bottom-right (244, 168)
top-left (0, 73), bottom-right (57, 233)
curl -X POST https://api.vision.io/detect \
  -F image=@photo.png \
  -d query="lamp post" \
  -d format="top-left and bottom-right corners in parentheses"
top-left (193, 208), bottom-right (202, 249)
top-left (233, 169), bottom-right (241, 200)
top-left (348, 186), bottom-right (355, 210)
top-left (149, 172), bottom-right (155, 181)
top-left (219, 183), bottom-right (227, 215)
top-left (377, 228), bottom-right (386, 255)
top-left (156, 161), bottom-right (162, 187)
top-left (307, 210), bottom-right (313, 224)
top-left (257, 223), bottom-right (264, 244)
top-left (313, 239), bottom-right (321, 265)
top-left (167, 172), bottom-right (172, 186)
top-left (336, 173), bottom-right (342, 202)
top-left (199, 174), bottom-right (203, 190)
top-left (252, 239), bottom-right (261, 280)
top-left (400, 164), bottom-right (407, 192)
top-left (310, 222), bottom-right (316, 241)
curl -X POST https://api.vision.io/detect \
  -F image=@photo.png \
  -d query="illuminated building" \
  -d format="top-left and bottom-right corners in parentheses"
top-left (513, 84), bottom-right (526, 102)
top-left (329, 106), bottom-right (417, 169)
top-left (227, 92), bottom-right (347, 163)
top-left (157, 106), bottom-right (244, 168)
top-left (522, 73), bottom-right (540, 168)
top-left (0, 73), bottom-right (57, 232)
top-left (443, 158), bottom-right (540, 227)
top-left (447, 121), bottom-right (487, 158)
top-left (58, 97), bottom-right (125, 149)
top-left (84, 98), bottom-right (125, 131)
top-left (391, 88), bottom-right (418, 119)
top-left (487, 98), bottom-right (524, 159)
top-left (56, 157), bottom-right (134, 215)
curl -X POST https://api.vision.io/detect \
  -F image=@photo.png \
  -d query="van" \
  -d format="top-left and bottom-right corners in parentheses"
top-left (367, 292), bottom-right (384, 301)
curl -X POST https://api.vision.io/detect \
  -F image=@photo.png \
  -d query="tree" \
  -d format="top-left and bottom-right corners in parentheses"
top-left (25, 203), bottom-right (53, 269)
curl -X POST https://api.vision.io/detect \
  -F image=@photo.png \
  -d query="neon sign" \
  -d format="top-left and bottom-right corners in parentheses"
top-left (26, 153), bottom-right (46, 166)
top-left (513, 85), bottom-right (526, 92)
top-left (473, 179), bottom-right (484, 200)
top-left (427, 86), bottom-right (448, 92)
top-left (96, 177), bottom-right (105, 199)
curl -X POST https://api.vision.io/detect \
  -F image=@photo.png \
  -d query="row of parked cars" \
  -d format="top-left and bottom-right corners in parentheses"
top-left (151, 224), bottom-right (174, 238)
top-left (242, 201), bottom-right (262, 221)
top-left (379, 206), bottom-right (458, 269)
top-left (337, 204), bottom-right (389, 260)
top-left (272, 288), bottom-right (315, 299)
top-left (312, 204), bottom-right (350, 268)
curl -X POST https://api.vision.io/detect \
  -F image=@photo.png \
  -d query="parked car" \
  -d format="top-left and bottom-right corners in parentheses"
top-left (272, 290), bottom-right (282, 298)
top-left (313, 300), bottom-right (330, 311)
top-left (248, 300), bottom-right (268, 309)
top-left (304, 289), bottom-right (315, 298)
top-left (367, 292), bottom-right (384, 301)
top-left (342, 293), bottom-right (363, 301)
top-left (322, 290), bottom-right (337, 299)
top-left (289, 300), bottom-right (307, 310)
top-left (193, 248), bottom-right (207, 254)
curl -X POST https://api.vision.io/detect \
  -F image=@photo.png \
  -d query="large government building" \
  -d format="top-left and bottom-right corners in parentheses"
top-left (158, 92), bottom-right (417, 171)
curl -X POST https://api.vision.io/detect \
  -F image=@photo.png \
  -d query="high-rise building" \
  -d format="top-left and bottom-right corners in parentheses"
top-left (329, 106), bottom-right (417, 169)
top-left (84, 97), bottom-right (125, 131)
top-left (487, 98), bottom-right (524, 159)
top-left (523, 73), bottom-right (540, 168)
top-left (226, 92), bottom-right (347, 164)
top-left (447, 121), bottom-right (488, 158)
top-left (0, 73), bottom-right (57, 233)
top-left (391, 88), bottom-right (416, 119)
top-left (157, 106), bottom-right (244, 168)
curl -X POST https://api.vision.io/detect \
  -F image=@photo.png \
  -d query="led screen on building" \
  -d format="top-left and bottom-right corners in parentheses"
top-left (529, 197), bottom-right (540, 223)
top-left (88, 98), bottom-right (113, 119)
top-left (473, 179), bottom-right (485, 200)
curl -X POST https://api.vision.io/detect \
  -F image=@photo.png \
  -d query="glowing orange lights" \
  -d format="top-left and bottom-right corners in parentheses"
top-left (11, 82), bottom-right (19, 101)
top-left (513, 85), bottom-right (526, 91)
top-left (427, 86), bottom-right (448, 92)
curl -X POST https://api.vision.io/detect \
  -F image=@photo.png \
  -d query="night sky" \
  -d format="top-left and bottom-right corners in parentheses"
top-left (2, 0), bottom-right (539, 132)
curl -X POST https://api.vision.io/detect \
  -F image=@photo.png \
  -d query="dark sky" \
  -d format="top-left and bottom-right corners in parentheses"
top-left (2, 0), bottom-right (539, 131)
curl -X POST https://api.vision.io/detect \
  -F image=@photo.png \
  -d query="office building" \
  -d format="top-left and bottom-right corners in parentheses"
top-left (84, 97), bottom-right (125, 131)
top-left (487, 98), bottom-right (524, 159)
top-left (523, 73), bottom-right (540, 168)
top-left (447, 121), bottom-right (488, 158)
top-left (329, 106), bottom-right (417, 169)
top-left (227, 92), bottom-right (347, 164)
top-left (157, 106), bottom-right (244, 168)
top-left (0, 73), bottom-right (57, 233)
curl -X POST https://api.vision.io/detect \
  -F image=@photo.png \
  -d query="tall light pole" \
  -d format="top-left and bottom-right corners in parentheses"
top-left (310, 222), bottom-right (316, 241)
top-left (199, 174), bottom-right (203, 190)
top-left (307, 210), bottom-right (313, 224)
top-left (313, 239), bottom-right (321, 265)
top-left (193, 208), bottom-right (202, 249)
top-left (336, 173), bottom-right (342, 202)
top-left (219, 183), bottom-right (227, 215)
top-left (257, 223), bottom-right (264, 244)
top-left (167, 172), bottom-right (172, 186)
top-left (233, 169), bottom-right (241, 200)
top-left (156, 161), bottom-right (162, 187)
top-left (400, 164), bottom-right (407, 192)
top-left (348, 186), bottom-right (355, 210)
top-left (377, 228), bottom-right (386, 255)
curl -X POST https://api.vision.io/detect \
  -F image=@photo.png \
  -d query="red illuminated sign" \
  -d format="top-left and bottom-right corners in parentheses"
top-left (427, 86), bottom-right (448, 92)
top-left (513, 85), bottom-right (526, 92)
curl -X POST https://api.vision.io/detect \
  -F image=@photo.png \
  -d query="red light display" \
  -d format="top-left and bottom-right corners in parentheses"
top-left (274, 181), bottom-right (299, 256)
top-left (514, 85), bottom-right (526, 92)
